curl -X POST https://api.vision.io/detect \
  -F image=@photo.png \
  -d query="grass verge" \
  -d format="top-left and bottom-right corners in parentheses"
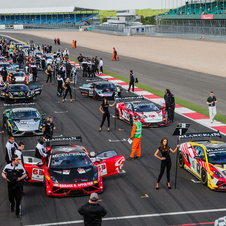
top-left (13, 37), bottom-right (226, 125)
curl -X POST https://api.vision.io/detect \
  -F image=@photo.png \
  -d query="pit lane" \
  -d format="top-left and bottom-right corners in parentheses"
top-left (0, 34), bottom-right (225, 226)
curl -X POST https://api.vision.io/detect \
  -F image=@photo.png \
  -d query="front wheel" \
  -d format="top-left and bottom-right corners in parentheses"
top-left (178, 152), bottom-right (184, 168)
top-left (201, 168), bottom-right (207, 186)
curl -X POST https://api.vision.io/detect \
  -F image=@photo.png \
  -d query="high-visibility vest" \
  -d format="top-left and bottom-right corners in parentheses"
top-left (134, 120), bottom-right (142, 138)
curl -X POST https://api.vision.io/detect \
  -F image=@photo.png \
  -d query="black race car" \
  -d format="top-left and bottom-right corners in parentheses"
top-left (1, 84), bottom-right (42, 102)
top-left (79, 80), bottom-right (122, 100)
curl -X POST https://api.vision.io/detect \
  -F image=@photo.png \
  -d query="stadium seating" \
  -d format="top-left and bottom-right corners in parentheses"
top-left (162, 1), bottom-right (226, 16)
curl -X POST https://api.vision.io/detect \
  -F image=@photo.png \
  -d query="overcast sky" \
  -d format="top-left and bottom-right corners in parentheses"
top-left (1, 0), bottom-right (186, 10)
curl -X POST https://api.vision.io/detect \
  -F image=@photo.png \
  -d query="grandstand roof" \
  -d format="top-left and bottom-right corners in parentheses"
top-left (0, 6), bottom-right (97, 14)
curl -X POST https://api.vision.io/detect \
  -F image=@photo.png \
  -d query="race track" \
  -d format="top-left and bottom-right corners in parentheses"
top-left (0, 34), bottom-right (225, 226)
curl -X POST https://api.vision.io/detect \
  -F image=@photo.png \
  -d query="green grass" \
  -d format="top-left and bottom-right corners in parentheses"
top-left (13, 37), bottom-right (226, 125)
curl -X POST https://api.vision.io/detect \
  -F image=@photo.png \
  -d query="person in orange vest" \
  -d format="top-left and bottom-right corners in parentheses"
top-left (127, 115), bottom-right (142, 160)
top-left (72, 40), bottom-right (75, 48)
top-left (112, 47), bottom-right (117, 61)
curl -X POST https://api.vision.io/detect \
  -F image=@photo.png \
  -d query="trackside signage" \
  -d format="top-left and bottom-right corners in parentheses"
top-left (0, 25), bottom-right (5, 29)
top-left (201, 15), bottom-right (213, 20)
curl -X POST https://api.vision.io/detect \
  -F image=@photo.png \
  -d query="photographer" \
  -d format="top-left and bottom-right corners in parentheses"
top-left (2, 155), bottom-right (26, 219)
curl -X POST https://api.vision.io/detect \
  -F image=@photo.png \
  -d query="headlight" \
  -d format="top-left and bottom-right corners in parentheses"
top-left (93, 172), bottom-right (98, 181)
top-left (213, 170), bottom-right (223, 178)
top-left (50, 175), bottom-right (58, 183)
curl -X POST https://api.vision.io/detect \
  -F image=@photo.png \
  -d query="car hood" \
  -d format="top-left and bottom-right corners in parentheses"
top-left (48, 166), bottom-right (98, 184)
top-left (14, 119), bottom-right (40, 131)
top-left (15, 76), bottom-right (26, 82)
top-left (137, 111), bottom-right (162, 122)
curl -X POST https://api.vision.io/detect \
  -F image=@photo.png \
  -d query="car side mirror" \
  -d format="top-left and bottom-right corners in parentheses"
top-left (36, 162), bottom-right (43, 167)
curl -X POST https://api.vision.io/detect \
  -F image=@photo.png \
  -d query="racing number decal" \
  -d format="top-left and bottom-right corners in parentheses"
top-left (122, 110), bottom-right (129, 120)
top-left (98, 163), bottom-right (107, 176)
top-left (115, 157), bottom-right (125, 173)
top-left (32, 168), bottom-right (44, 181)
top-left (89, 89), bottom-right (94, 96)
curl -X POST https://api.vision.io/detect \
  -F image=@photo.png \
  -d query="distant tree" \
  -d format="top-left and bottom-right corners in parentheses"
top-left (144, 16), bottom-right (156, 25)
top-left (102, 17), bottom-right (107, 23)
top-left (140, 15), bottom-right (145, 24)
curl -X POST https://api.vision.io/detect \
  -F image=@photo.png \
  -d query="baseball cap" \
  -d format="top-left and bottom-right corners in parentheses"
top-left (90, 193), bottom-right (99, 201)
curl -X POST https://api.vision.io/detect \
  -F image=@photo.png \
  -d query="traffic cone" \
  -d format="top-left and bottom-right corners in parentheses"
top-left (203, 36), bottom-right (205, 39)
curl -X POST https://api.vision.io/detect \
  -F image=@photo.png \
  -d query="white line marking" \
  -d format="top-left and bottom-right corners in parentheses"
top-left (52, 135), bottom-right (63, 138)
top-left (55, 111), bottom-right (68, 114)
top-left (0, 131), bottom-right (4, 133)
top-left (109, 139), bottom-right (126, 142)
top-left (191, 179), bottom-right (201, 183)
top-left (24, 208), bottom-right (226, 226)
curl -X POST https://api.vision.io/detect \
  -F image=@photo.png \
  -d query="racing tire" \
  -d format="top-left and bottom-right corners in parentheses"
top-left (178, 152), bottom-right (184, 168)
top-left (201, 168), bottom-right (207, 186)
top-left (129, 115), bottom-right (133, 126)
top-left (115, 108), bottom-right (119, 119)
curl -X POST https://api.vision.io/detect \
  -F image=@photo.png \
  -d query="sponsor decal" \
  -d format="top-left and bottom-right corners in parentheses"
top-left (98, 163), bottom-right (107, 176)
top-left (54, 181), bottom-right (94, 188)
top-left (32, 168), bottom-right (44, 181)
top-left (77, 168), bottom-right (85, 174)
top-left (63, 170), bottom-right (70, 175)
top-left (201, 15), bottom-right (213, 20)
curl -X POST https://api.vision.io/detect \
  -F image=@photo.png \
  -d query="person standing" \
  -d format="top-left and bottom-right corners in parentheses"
top-left (2, 155), bottom-right (27, 219)
top-left (17, 53), bottom-right (24, 69)
top-left (75, 40), bottom-right (77, 48)
top-left (14, 142), bottom-right (25, 166)
top-left (5, 136), bottom-right (18, 164)
top-left (72, 40), bottom-right (75, 48)
top-left (127, 115), bottom-right (142, 161)
top-left (77, 53), bottom-right (84, 69)
top-left (164, 89), bottom-right (175, 123)
top-left (45, 65), bottom-right (53, 85)
top-left (31, 62), bottom-right (37, 82)
top-left (99, 58), bottom-right (103, 74)
top-left (41, 55), bottom-right (46, 71)
top-left (127, 70), bottom-right (135, 92)
top-left (78, 193), bottom-right (107, 226)
top-left (206, 91), bottom-right (217, 123)
top-left (42, 117), bottom-right (56, 139)
top-left (63, 48), bottom-right (69, 57)
top-left (82, 59), bottom-right (88, 77)
top-left (62, 77), bottom-right (74, 103)
top-left (66, 61), bottom-right (72, 78)
top-left (154, 137), bottom-right (179, 190)
top-left (112, 47), bottom-right (117, 61)
top-left (1, 66), bottom-right (7, 82)
top-left (99, 98), bottom-right (116, 132)
top-left (57, 74), bottom-right (64, 96)
top-left (54, 38), bottom-right (57, 45)
top-left (35, 137), bottom-right (47, 159)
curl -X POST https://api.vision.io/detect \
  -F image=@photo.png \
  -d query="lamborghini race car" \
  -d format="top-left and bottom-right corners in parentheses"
top-left (178, 131), bottom-right (226, 190)
top-left (23, 138), bottom-right (125, 197)
top-left (3, 106), bottom-right (44, 136)
top-left (79, 80), bottom-right (122, 100)
top-left (0, 62), bottom-right (19, 71)
top-left (7, 70), bottom-right (33, 84)
top-left (115, 99), bottom-right (169, 127)
top-left (1, 84), bottom-right (42, 102)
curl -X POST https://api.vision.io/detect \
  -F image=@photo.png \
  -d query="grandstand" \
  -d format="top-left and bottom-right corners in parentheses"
top-left (0, 6), bottom-right (99, 28)
top-left (156, 0), bottom-right (226, 37)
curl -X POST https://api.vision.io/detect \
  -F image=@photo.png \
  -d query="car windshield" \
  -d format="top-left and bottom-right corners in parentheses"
top-left (50, 152), bottom-right (92, 169)
top-left (46, 56), bottom-right (52, 59)
top-left (133, 103), bottom-right (160, 112)
top-left (0, 57), bottom-right (6, 61)
top-left (12, 72), bottom-right (25, 77)
top-left (96, 83), bottom-right (115, 89)
top-left (12, 110), bottom-right (39, 119)
top-left (0, 63), bottom-right (10, 67)
top-left (207, 149), bottom-right (226, 165)
top-left (8, 85), bottom-right (29, 92)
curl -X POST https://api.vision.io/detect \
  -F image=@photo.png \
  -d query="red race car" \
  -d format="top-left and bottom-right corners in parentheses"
top-left (23, 137), bottom-right (125, 197)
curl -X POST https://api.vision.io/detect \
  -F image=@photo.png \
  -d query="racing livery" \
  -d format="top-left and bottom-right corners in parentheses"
top-left (23, 138), bottom-right (125, 197)
top-left (178, 131), bottom-right (226, 190)
top-left (3, 106), bottom-right (44, 136)
top-left (79, 80), bottom-right (122, 100)
top-left (7, 70), bottom-right (33, 84)
top-left (115, 98), bottom-right (169, 127)
top-left (1, 84), bottom-right (42, 102)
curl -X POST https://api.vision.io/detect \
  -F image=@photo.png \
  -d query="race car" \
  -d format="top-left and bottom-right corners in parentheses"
top-left (115, 97), bottom-right (169, 127)
top-left (0, 56), bottom-right (6, 62)
top-left (3, 105), bottom-right (44, 136)
top-left (23, 137), bottom-right (125, 197)
top-left (79, 79), bottom-right (122, 100)
top-left (7, 70), bottom-right (33, 84)
top-left (178, 131), bottom-right (226, 190)
top-left (46, 54), bottom-right (54, 65)
top-left (0, 62), bottom-right (19, 71)
top-left (1, 84), bottom-right (42, 102)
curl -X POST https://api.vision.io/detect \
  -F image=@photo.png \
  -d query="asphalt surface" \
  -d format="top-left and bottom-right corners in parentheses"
top-left (2, 32), bottom-right (226, 115)
top-left (0, 34), bottom-right (226, 226)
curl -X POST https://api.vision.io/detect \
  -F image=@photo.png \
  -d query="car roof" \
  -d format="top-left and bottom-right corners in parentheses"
top-left (51, 146), bottom-right (85, 155)
top-left (12, 107), bottom-right (37, 112)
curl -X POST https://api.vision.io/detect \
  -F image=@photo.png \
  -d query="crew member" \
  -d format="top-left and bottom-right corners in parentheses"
top-left (57, 74), bottom-right (64, 96)
top-left (1, 66), bottom-right (7, 82)
top-left (127, 115), bottom-right (142, 160)
top-left (66, 61), bottom-right (72, 78)
top-left (99, 98), bottom-right (116, 132)
top-left (2, 155), bottom-right (27, 218)
top-left (35, 137), bottom-right (47, 159)
top-left (31, 62), bottom-right (37, 82)
top-left (164, 89), bottom-right (175, 122)
top-left (14, 142), bottom-right (25, 166)
top-left (62, 77), bottom-right (74, 103)
top-left (42, 117), bottom-right (56, 139)
top-left (99, 58), bottom-right (103, 74)
top-left (77, 53), bottom-right (84, 69)
top-left (82, 59), bottom-right (88, 77)
top-left (127, 70), bottom-right (135, 92)
top-left (206, 91), bottom-right (217, 123)
top-left (154, 137), bottom-right (179, 189)
top-left (5, 136), bottom-right (18, 164)
top-left (72, 40), bottom-right (75, 48)
top-left (0, 79), bottom-right (6, 89)
top-left (112, 47), bottom-right (117, 61)
top-left (41, 55), bottom-right (46, 71)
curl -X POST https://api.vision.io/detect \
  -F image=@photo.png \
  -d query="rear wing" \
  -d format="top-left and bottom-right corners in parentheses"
top-left (4, 103), bottom-right (35, 108)
top-left (179, 131), bottom-right (221, 141)
top-left (115, 95), bottom-right (144, 102)
top-left (45, 136), bottom-right (82, 147)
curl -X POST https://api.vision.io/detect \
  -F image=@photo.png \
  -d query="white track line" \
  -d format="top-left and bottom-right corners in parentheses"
top-left (24, 208), bottom-right (226, 226)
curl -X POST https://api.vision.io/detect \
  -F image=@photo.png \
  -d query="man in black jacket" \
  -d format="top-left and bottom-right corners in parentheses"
top-left (78, 193), bottom-right (107, 226)
top-left (164, 89), bottom-right (175, 122)
top-left (127, 70), bottom-right (135, 92)
top-left (17, 53), bottom-right (24, 69)
top-left (66, 61), bottom-right (72, 78)
top-left (77, 53), bottom-right (85, 70)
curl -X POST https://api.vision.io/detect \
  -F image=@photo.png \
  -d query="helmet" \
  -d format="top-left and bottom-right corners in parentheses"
top-left (90, 151), bottom-right (96, 157)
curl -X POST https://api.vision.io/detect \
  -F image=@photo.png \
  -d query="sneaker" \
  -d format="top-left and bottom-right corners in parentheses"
top-left (16, 214), bottom-right (21, 219)
top-left (136, 157), bottom-right (141, 160)
top-left (11, 206), bottom-right (14, 213)
top-left (127, 157), bottom-right (134, 161)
